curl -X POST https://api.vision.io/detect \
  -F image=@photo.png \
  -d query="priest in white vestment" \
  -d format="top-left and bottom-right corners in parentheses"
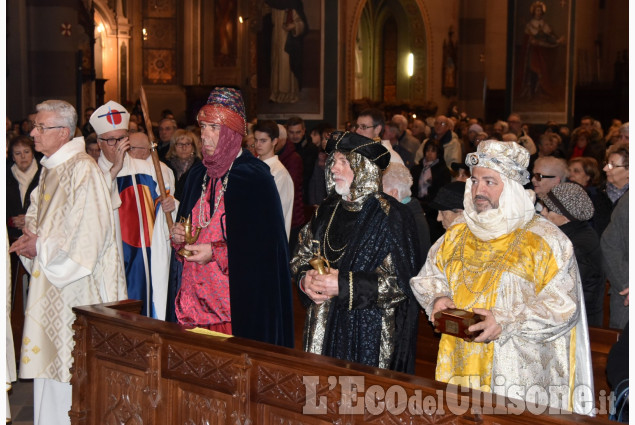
top-left (10, 99), bottom-right (127, 425)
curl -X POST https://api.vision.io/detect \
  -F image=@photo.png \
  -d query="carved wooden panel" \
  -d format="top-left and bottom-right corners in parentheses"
top-left (165, 343), bottom-right (238, 392)
top-left (89, 323), bottom-right (151, 368)
top-left (72, 302), bottom-right (612, 425)
top-left (101, 367), bottom-right (147, 425)
top-left (177, 388), bottom-right (232, 425)
top-left (259, 404), bottom-right (333, 425)
top-left (255, 365), bottom-right (341, 418)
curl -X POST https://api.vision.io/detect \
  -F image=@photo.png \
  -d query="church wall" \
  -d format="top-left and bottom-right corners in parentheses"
top-left (458, 0), bottom-right (486, 119)
top-left (483, 0), bottom-right (508, 91)
top-left (6, 0), bottom-right (30, 121)
top-left (4, 0), bottom-right (628, 129)
top-left (418, 0), bottom-right (459, 116)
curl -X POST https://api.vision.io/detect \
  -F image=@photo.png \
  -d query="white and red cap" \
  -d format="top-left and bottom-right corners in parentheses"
top-left (89, 100), bottom-right (130, 135)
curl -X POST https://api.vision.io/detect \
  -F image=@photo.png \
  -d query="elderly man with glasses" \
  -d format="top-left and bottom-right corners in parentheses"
top-left (90, 100), bottom-right (176, 320)
top-left (10, 100), bottom-right (127, 425)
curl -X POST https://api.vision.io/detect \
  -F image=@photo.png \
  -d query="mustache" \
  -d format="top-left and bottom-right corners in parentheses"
top-left (474, 195), bottom-right (491, 202)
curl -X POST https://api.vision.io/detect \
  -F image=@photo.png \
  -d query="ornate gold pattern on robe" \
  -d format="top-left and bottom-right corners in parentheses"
top-left (410, 217), bottom-right (594, 414)
top-left (19, 139), bottom-right (126, 382)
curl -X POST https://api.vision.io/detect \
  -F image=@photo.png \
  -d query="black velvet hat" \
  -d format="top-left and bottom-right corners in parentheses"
top-left (429, 181), bottom-right (466, 211)
top-left (325, 131), bottom-right (391, 170)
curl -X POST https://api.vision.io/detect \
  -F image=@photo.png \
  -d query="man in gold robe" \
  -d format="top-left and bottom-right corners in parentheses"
top-left (10, 99), bottom-right (127, 425)
top-left (410, 140), bottom-right (594, 415)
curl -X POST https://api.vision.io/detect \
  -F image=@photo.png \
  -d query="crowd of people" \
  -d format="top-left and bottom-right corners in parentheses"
top-left (6, 92), bottom-right (629, 423)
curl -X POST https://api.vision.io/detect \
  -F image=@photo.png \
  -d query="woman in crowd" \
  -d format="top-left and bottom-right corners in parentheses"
top-left (568, 128), bottom-right (605, 166)
top-left (568, 156), bottom-right (611, 236)
top-left (7, 135), bottom-right (41, 240)
top-left (411, 140), bottom-right (452, 242)
top-left (165, 129), bottom-right (202, 200)
top-left (537, 183), bottom-right (605, 326)
top-left (602, 143), bottom-right (629, 204)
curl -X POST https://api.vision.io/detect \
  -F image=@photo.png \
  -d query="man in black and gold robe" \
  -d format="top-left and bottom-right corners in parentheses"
top-left (291, 131), bottom-right (422, 373)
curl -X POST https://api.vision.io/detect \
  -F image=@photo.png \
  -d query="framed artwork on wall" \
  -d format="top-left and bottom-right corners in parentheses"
top-left (256, 0), bottom-right (323, 120)
top-left (508, 0), bottom-right (575, 124)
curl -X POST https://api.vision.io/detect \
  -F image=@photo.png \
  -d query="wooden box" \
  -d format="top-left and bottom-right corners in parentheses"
top-left (433, 308), bottom-right (484, 341)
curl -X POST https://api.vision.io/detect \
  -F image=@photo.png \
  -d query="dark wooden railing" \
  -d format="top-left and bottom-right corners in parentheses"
top-left (70, 300), bottom-right (613, 424)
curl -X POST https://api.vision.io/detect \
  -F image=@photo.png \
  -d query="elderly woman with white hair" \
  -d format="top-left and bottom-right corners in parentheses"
top-left (382, 163), bottom-right (431, 263)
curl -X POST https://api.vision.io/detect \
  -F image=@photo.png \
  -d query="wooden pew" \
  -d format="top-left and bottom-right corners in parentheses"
top-left (71, 300), bottom-right (613, 424)
top-left (293, 291), bottom-right (620, 420)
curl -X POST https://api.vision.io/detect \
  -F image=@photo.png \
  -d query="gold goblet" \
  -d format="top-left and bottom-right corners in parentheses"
top-left (177, 215), bottom-right (202, 258)
top-left (309, 240), bottom-right (330, 275)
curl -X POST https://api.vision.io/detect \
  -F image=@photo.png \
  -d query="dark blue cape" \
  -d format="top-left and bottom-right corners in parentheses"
top-left (166, 150), bottom-right (294, 348)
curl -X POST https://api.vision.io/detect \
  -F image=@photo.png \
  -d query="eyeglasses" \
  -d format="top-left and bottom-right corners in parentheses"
top-left (353, 124), bottom-right (378, 131)
top-left (129, 146), bottom-right (149, 152)
top-left (434, 121), bottom-right (448, 127)
top-left (531, 173), bottom-right (556, 181)
top-left (605, 162), bottom-right (627, 170)
top-left (98, 136), bottom-right (128, 146)
top-left (32, 123), bottom-right (65, 134)
top-left (200, 123), bottom-right (222, 132)
top-left (175, 142), bottom-right (193, 148)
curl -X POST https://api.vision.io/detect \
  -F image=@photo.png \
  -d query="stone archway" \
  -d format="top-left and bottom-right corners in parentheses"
top-left (344, 0), bottom-right (431, 118)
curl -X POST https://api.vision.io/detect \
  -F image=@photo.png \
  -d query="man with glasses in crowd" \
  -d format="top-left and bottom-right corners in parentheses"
top-left (354, 108), bottom-right (405, 166)
top-left (91, 100), bottom-right (176, 319)
top-left (531, 156), bottom-right (568, 196)
top-left (10, 100), bottom-right (127, 425)
top-left (157, 117), bottom-right (178, 160)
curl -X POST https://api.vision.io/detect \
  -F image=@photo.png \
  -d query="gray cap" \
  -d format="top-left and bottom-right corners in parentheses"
top-left (538, 182), bottom-right (594, 221)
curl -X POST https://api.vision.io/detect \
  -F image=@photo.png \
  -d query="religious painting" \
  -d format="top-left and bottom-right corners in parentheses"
top-left (214, 0), bottom-right (237, 67)
top-left (256, 0), bottom-right (323, 120)
top-left (509, 0), bottom-right (574, 123)
top-left (442, 27), bottom-right (457, 97)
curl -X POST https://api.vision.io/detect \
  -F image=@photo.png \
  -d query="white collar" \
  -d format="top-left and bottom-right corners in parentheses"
top-left (40, 137), bottom-right (86, 169)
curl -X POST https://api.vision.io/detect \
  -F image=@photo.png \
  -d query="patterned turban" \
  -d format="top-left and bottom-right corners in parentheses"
top-left (197, 87), bottom-right (247, 136)
top-left (465, 140), bottom-right (531, 185)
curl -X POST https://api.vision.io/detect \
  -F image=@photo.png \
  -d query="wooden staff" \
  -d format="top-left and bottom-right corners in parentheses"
top-left (139, 86), bottom-right (174, 229)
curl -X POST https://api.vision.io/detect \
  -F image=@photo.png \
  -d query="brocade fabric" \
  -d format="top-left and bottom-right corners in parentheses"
top-left (291, 152), bottom-right (422, 373)
top-left (19, 138), bottom-right (127, 382)
top-left (410, 215), bottom-right (594, 414)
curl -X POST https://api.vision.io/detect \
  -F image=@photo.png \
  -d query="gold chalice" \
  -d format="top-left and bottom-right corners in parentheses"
top-left (309, 240), bottom-right (330, 275)
top-left (177, 215), bottom-right (202, 258)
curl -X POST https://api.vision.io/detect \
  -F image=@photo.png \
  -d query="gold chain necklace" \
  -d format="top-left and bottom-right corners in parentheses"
top-left (458, 216), bottom-right (537, 310)
top-left (198, 165), bottom-right (232, 228)
top-left (323, 201), bottom-right (348, 264)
